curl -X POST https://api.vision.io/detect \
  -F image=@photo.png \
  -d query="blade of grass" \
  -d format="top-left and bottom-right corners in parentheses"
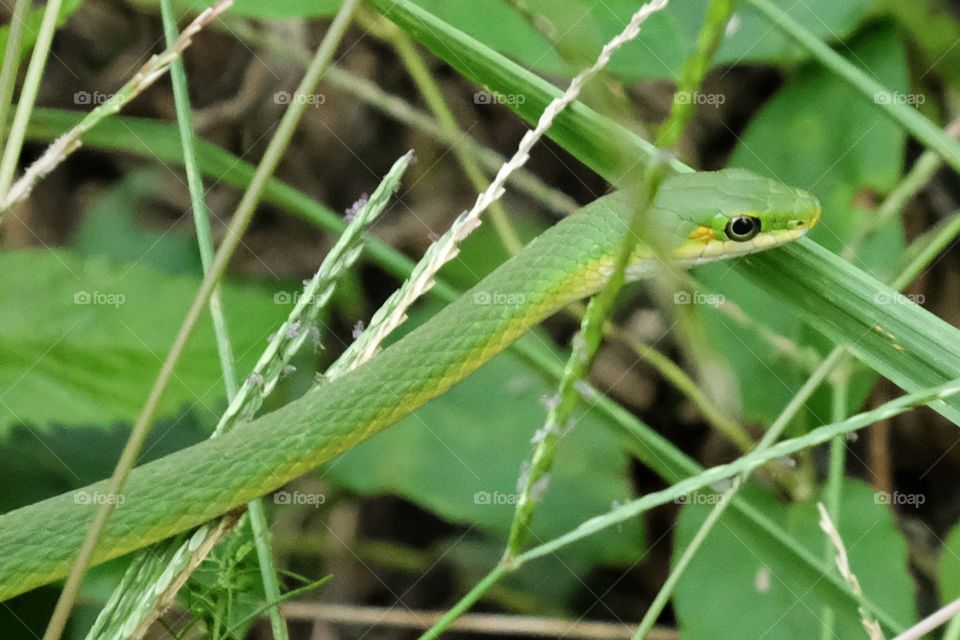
top-left (86, 154), bottom-right (413, 640)
top-left (741, 238), bottom-right (960, 423)
top-left (519, 377), bottom-right (960, 564)
top-left (0, 0), bottom-right (64, 202)
top-left (0, 0), bottom-right (29, 151)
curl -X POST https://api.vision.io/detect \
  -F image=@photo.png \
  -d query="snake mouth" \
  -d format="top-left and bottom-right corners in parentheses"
top-left (672, 227), bottom-right (810, 267)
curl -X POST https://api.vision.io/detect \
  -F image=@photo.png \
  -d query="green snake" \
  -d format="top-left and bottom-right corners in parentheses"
top-left (0, 168), bottom-right (820, 600)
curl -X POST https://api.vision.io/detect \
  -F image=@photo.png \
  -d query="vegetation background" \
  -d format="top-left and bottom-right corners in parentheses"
top-left (2, 0), bottom-right (960, 638)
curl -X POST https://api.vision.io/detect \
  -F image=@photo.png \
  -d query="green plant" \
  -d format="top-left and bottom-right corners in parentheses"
top-left (1, 1), bottom-right (958, 639)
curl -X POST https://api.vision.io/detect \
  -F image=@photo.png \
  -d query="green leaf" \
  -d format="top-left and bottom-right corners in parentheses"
top-left (674, 480), bottom-right (915, 638)
top-left (728, 22), bottom-right (907, 259)
top-left (0, 250), bottom-right (287, 434)
top-left (323, 311), bottom-right (645, 565)
top-left (366, 0), bottom-right (677, 181)
top-left (408, 0), bottom-right (568, 76)
top-left (742, 238), bottom-right (960, 426)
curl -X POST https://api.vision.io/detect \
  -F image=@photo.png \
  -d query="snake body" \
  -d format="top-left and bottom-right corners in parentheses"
top-left (0, 169), bottom-right (819, 599)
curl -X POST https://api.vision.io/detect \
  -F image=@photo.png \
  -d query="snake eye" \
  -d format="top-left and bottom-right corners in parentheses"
top-left (725, 216), bottom-right (761, 242)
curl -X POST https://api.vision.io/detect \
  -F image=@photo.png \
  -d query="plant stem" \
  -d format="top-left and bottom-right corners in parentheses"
top-left (41, 2), bottom-right (360, 637)
top-left (633, 478), bottom-right (738, 639)
top-left (0, 0), bottom-right (29, 152)
top-left (508, 0), bottom-right (732, 560)
top-left (0, 0), bottom-right (62, 202)
top-left (419, 566), bottom-right (508, 640)
top-left (820, 374), bottom-right (849, 640)
top-left (160, 0), bottom-right (238, 399)
top-left (519, 377), bottom-right (960, 563)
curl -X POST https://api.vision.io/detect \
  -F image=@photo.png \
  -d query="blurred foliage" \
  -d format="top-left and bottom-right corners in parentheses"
top-left (0, 0), bottom-right (82, 59)
top-left (940, 520), bottom-right (960, 605)
top-left (3, 0), bottom-right (959, 636)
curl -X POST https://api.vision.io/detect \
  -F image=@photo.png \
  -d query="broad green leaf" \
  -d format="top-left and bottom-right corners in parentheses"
top-left (323, 306), bottom-right (645, 565)
top-left (674, 480), bottom-right (915, 638)
top-left (728, 23), bottom-right (907, 261)
top-left (366, 0), bottom-right (676, 181)
top-left (521, 0), bottom-right (873, 80)
top-left (0, 250), bottom-right (287, 434)
top-left (408, 0), bottom-right (568, 76)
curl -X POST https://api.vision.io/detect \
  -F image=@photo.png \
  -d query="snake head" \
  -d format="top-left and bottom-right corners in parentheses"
top-left (656, 168), bottom-right (822, 265)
